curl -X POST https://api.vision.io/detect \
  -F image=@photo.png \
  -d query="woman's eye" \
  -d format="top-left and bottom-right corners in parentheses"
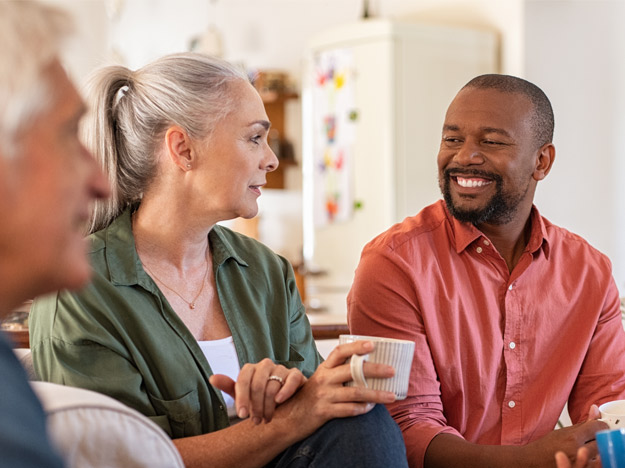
top-left (251, 135), bottom-right (261, 145)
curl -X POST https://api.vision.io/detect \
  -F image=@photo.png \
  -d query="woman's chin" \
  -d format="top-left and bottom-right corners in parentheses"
top-left (238, 206), bottom-right (259, 220)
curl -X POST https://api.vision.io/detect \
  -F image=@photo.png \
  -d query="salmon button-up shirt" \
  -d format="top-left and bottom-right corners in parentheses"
top-left (348, 200), bottom-right (625, 468)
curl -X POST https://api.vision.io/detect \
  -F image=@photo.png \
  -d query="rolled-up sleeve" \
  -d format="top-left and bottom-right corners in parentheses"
top-left (567, 277), bottom-right (625, 423)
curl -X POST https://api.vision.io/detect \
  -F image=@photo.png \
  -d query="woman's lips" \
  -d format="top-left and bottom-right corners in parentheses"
top-left (249, 184), bottom-right (263, 195)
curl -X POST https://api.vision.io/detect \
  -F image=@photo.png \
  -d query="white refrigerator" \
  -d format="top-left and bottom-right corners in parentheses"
top-left (302, 19), bottom-right (499, 317)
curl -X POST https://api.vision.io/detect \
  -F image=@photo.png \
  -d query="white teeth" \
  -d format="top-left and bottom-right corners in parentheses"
top-left (456, 177), bottom-right (491, 188)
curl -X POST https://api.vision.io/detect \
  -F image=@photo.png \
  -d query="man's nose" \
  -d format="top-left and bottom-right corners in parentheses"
top-left (89, 156), bottom-right (111, 200)
top-left (454, 141), bottom-right (484, 165)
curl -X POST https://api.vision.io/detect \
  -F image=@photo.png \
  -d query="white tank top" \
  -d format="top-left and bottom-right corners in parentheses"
top-left (198, 336), bottom-right (240, 419)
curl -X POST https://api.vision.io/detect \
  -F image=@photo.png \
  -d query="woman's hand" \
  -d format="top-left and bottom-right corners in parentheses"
top-left (210, 359), bottom-right (306, 424)
top-left (274, 340), bottom-right (397, 434)
top-left (211, 340), bottom-right (397, 435)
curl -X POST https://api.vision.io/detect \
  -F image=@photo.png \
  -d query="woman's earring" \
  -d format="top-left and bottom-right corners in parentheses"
top-left (186, 163), bottom-right (191, 169)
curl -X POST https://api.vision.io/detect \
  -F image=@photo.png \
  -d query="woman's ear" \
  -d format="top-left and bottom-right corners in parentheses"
top-left (533, 143), bottom-right (556, 181)
top-left (165, 126), bottom-right (193, 171)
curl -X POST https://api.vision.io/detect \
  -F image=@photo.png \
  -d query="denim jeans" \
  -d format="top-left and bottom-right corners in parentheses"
top-left (269, 404), bottom-right (408, 468)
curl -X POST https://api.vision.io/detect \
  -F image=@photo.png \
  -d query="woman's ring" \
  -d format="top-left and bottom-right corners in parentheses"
top-left (267, 375), bottom-right (284, 386)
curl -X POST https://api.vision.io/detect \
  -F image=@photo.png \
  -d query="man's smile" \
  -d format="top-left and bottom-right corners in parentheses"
top-left (454, 176), bottom-right (493, 188)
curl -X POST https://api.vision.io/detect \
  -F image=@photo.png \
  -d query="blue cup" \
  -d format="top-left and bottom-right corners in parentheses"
top-left (597, 428), bottom-right (625, 468)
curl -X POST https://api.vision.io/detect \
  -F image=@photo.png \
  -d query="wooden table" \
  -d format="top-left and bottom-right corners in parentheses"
top-left (4, 329), bottom-right (29, 348)
top-left (310, 323), bottom-right (349, 340)
top-left (307, 311), bottom-right (349, 340)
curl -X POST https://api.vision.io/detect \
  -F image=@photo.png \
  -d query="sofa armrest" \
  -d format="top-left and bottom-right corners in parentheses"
top-left (30, 381), bottom-right (184, 468)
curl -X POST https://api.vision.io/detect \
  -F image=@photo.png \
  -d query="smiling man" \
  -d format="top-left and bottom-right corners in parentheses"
top-left (347, 74), bottom-right (625, 468)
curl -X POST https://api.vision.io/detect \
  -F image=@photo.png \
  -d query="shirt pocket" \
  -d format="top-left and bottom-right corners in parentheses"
top-left (274, 346), bottom-right (305, 368)
top-left (149, 388), bottom-right (202, 438)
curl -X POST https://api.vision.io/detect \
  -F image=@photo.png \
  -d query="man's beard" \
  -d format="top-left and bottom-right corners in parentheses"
top-left (439, 169), bottom-right (530, 226)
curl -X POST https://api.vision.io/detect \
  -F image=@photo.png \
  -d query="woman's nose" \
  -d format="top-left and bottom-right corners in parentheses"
top-left (263, 145), bottom-right (279, 172)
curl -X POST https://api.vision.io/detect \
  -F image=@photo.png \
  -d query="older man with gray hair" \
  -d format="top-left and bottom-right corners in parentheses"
top-left (0, 2), bottom-right (109, 466)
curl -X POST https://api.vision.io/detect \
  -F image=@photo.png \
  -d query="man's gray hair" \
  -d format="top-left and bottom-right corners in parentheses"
top-left (0, 1), bottom-right (72, 157)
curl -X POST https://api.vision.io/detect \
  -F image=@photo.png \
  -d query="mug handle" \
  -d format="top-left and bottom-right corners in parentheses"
top-left (350, 353), bottom-right (370, 387)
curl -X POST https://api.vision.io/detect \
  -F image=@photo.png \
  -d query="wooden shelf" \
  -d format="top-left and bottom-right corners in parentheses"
top-left (258, 90), bottom-right (298, 104)
top-left (255, 73), bottom-right (299, 190)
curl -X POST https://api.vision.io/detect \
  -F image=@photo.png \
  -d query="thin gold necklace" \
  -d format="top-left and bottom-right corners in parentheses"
top-left (142, 252), bottom-right (210, 310)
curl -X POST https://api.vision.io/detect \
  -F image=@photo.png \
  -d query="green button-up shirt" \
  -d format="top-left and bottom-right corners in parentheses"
top-left (30, 209), bottom-right (322, 438)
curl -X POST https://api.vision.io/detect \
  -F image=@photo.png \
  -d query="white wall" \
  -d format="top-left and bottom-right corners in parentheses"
top-left (525, 0), bottom-right (625, 292)
top-left (49, 0), bottom-right (523, 95)
top-left (48, 0), bottom-right (625, 293)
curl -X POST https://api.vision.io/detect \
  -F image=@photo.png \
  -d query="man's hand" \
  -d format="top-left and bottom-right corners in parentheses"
top-left (553, 405), bottom-right (607, 468)
top-left (425, 405), bottom-right (608, 468)
top-left (555, 447), bottom-right (597, 468)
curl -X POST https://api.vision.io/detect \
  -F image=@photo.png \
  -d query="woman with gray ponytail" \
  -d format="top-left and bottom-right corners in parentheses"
top-left (30, 52), bottom-right (408, 468)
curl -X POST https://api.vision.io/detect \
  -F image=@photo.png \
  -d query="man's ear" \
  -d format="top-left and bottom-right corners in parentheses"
top-left (533, 143), bottom-right (555, 181)
top-left (165, 126), bottom-right (193, 171)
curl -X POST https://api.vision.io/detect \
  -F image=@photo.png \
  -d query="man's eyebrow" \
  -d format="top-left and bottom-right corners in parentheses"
top-left (442, 124), bottom-right (512, 138)
top-left (442, 124), bottom-right (460, 132)
top-left (481, 127), bottom-right (512, 137)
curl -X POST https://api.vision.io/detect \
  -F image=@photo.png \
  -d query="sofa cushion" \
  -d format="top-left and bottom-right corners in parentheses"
top-left (31, 381), bottom-right (184, 468)
top-left (14, 347), bottom-right (37, 380)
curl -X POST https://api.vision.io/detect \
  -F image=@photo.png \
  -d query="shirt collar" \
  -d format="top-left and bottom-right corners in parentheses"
top-left (208, 225), bottom-right (249, 268)
top-left (103, 208), bottom-right (142, 287)
top-left (445, 202), bottom-right (550, 259)
top-left (103, 208), bottom-right (248, 287)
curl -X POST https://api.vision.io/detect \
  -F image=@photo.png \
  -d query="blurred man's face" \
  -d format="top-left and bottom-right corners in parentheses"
top-left (0, 59), bottom-right (109, 301)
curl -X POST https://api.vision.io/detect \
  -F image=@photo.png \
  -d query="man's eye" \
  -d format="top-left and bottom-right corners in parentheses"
top-left (251, 135), bottom-right (261, 145)
top-left (484, 140), bottom-right (504, 145)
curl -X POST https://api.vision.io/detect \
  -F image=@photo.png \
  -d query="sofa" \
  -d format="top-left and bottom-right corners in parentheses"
top-left (15, 349), bottom-right (184, 468)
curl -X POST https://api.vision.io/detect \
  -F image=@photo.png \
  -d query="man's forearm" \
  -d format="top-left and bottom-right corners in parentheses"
top-left (424, 433), bottom-right (531, 468)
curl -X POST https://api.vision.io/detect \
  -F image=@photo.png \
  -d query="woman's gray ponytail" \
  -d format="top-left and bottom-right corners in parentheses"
top-left (82, 53), bottom-right (248, 233)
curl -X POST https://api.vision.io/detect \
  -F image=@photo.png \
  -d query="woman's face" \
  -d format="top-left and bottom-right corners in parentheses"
top-left (195, 80), bottom-right (279, 222)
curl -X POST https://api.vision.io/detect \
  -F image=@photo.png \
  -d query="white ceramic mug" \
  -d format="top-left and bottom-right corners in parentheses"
top-left (599, 400), bottom-right (625, 429)
top-left (339, 334), bottom-right (415, 400)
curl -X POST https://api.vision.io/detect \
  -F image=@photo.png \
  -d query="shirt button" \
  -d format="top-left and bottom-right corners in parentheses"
top-left (509, 342), bottom-right (516, 349)
top-left (219, 405), bottom-right (224, 410)
top-left (476, 247), bottom-right (483, 253)
top-left (483, 240), bottom-right (490, 246)
top-left (508, 400), bottom-right (516, 408)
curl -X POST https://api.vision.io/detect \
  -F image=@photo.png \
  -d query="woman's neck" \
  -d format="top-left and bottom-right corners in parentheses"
top-left (132, 197), bottom-right (211, 271)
